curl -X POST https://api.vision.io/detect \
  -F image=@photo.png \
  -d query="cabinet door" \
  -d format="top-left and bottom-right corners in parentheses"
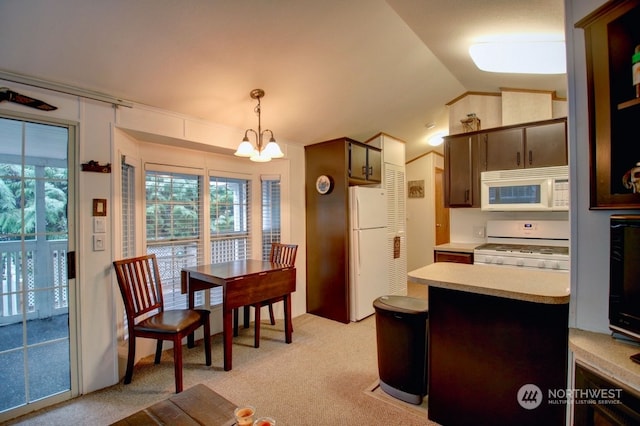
top-left (349, 143), bottom-right (368, 181)
top-left (367, 148), bottom-right (382, 182)
top-left (484, 128), bottom-right (524, 170)
top-left (525, 121), bottom-right (567, 168)
top-left (445, 135), bottom-right (475, 207)
top-left (434, 251), bottom-right (473, 264)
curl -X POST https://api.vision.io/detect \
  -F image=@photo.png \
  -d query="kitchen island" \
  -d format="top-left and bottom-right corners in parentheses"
top-left (409, 262), bottom-right (570, 426)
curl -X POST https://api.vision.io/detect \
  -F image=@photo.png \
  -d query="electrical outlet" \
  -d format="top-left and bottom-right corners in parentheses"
top-left (93, 234), bottom-right (105, 251)
top-left (473, 226), bottom-right (486, 238)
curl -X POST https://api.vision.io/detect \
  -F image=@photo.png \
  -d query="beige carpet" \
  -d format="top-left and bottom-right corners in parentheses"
top-left (364, 380), bottom-right (428, 419)
top-left (7, 289), bottom-right (439, 425)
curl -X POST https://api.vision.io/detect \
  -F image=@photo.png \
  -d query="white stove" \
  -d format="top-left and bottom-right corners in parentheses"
top-left (473, 220), bottom-right (570, 271)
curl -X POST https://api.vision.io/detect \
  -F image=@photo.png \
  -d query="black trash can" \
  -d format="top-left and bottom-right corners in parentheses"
top-left (373, 295), bottom-right (428, 404)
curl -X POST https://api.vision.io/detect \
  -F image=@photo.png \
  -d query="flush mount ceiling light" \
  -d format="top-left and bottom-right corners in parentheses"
top-left (469, 35), bottom-right (566, 74)
top-left (234, 89), bottom-right (284, 162)
top-left (428, 131), bottom-right (447, 146)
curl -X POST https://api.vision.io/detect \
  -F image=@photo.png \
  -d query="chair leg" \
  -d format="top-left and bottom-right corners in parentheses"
top-left (204, 317), bottom-right (212, 366)
top-left (268, 303), bottom-right (276, 325)
top-left (124, 334), bottom-right (136, 385)
top-left (254, 304), bottom-right (261, 348)
top-left (154, 340), bottom-right (163, 364)
top-left (173, 337), bottom-right (183, 393)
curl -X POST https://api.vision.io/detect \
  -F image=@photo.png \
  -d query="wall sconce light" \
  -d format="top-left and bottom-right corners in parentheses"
top-left (234, 89), bottom-right (284, 162)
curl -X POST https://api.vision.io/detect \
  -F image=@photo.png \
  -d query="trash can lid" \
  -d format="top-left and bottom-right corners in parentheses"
top-left (374, 295), bottom-right (428, 315)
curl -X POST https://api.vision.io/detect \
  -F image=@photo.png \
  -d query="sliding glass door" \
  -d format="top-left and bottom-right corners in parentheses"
top-left (0, 115), bottom-right (75, 418)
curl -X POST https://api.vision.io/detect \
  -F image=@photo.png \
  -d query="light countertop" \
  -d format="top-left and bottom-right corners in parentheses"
top-left (433, 242), bottom-right (480, 253)
top-left (570, 328), bottom-right (640, 392)
top-left (408, 262), bottom-right (570, 304)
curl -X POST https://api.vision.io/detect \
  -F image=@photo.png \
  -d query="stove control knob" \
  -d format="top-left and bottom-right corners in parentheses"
top-left (496, 257), bottom-right (504, 265)
top-left (550, 261), bottom-right (560, 269)
top-left (485, 256), bottom-right (493, 264)
top-left (537, 260), bottom-right (546, 268)
top-left (516, 258), bottom-right (524, 267)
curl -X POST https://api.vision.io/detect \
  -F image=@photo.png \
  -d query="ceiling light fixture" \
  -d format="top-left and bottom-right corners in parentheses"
top-left (428, 131), bottom-right (447, 147)
top-left (469, 35), bottom-right (566, 74)
top-left (234, 89), bottom-right (283, 162)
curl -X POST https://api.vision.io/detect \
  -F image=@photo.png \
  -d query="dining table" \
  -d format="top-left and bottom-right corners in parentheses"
top-left (181, 259), bottom-right (296, 371)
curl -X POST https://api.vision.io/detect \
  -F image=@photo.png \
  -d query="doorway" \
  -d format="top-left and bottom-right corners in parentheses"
top-left (0, 114), bottom-right (76, 418)
top-left (435, 167), bottom-right (449, 245)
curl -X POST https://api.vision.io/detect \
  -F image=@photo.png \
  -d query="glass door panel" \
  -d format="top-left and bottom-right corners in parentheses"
top-left (0, 116), bottom-right (72, 415)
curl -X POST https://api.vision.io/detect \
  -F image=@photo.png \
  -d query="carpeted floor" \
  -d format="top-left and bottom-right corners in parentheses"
top-left (7, 283), bottom-right (436, 425)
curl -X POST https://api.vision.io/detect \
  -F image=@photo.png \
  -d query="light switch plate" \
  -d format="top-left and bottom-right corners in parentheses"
top-left (93, 234), bottom-right (105, 251)
top-left (93, 217), bottom-right (106, 233)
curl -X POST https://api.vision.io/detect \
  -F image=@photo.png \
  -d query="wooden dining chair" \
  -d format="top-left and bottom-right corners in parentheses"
top-left (112, 254), bottom-right (211, 393)
top-left (251, 243), bottom-right (298, 348)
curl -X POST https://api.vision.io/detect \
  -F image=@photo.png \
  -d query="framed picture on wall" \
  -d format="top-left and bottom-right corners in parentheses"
top-left (408, 180), bottom-right (424, 198)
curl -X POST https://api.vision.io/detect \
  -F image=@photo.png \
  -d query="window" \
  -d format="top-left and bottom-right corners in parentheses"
top-left (145, 170), bottom-right (203, 310)
top-left (209, 174), bottom-right (251, 305)
top-left (261, 176), bottom-right (281, 260)
top-left (121, 160), bottom-right (135, 258)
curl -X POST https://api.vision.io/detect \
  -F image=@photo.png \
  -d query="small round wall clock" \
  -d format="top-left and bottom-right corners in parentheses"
top-left (315, 175), bottom-right (333, 194)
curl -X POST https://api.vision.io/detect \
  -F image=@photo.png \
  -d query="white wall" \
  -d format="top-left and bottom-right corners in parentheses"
top-left (406, 152), bottom-right (443, 271)
top-left (565, 0), bottom-right (620, 333)
top-left (0, 80), bottom-right (307, 395)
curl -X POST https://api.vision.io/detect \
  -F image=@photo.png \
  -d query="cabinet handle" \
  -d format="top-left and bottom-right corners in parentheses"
top-left (465, 189), bottom-right (470, 202)
top-left (516, 152), bottom-right (521, 166)
top-left (362, 165), bottom-right (367, 176)
top-left (368, 166), bottom-right (373, 176)
top-left (528, 150), bottom-right (533, 165)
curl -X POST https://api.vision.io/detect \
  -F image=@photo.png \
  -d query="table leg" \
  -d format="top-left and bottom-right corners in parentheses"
top-left (223, 307), bottom-right (233, 371)
top-left (243, 306), bottom-right (250, 329)
top-left (284, 293), bottom-right (292, 344)
top-left (184, 271), bottom-right (195, 348)
top-left (233, 309), bottom-right (239, 337)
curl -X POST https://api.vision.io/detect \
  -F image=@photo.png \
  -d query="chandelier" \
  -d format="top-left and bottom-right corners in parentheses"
top-left (234, 89), bottom-right (284, 162)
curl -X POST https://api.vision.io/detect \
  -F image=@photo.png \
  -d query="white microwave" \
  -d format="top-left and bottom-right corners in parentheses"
top-left (480, 165), bottom-right (569, 211)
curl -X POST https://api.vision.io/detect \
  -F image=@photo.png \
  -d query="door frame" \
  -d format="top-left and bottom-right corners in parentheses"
top-left (0, 109), bottom-right (79, 422)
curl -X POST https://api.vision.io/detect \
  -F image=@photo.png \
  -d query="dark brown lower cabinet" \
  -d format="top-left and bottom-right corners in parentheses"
top-left (434, 250), bottom-right (473, 264)
top-left (574, 363), bottom-right (640, 425)
top-left (428, 286), bottom-right (568, 426)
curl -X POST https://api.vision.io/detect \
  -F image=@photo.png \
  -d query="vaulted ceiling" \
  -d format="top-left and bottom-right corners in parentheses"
top-left (0, 0), bottom-right (566, 160)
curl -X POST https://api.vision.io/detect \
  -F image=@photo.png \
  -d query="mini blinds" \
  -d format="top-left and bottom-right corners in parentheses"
top-left (209, 175), bottom-right (251, 306)
top-left (121, 159), bottom-right (135, 258)
top-left (261, 176), bottom-right (281, 260)
top-left (209, 175), bottom-right (251, 263)
top-left (145, 170), bottom-right (203, 310)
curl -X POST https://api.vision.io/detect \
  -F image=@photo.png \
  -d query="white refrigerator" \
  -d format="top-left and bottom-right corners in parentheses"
top-left (349, 186), bottom-right (389, 321)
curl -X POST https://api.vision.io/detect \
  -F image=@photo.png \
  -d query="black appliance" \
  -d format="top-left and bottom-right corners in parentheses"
top-left (609, 215), bottom-right (640, 362)
top-left (373, 295), bottom-right (428, 404)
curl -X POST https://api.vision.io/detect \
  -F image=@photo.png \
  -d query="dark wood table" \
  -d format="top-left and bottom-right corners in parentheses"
top-left (111, 383), bottom-right (236, 425)
top-left (181, 259), bottom-right (296, 371)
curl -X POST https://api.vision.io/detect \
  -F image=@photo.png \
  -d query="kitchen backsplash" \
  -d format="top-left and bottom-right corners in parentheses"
top-left (449, 208), bottom-right (569, 243)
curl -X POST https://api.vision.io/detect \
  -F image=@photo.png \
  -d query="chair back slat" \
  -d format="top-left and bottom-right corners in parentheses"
top-left (113, 254), bottom-right (164, 324)
top-left (270, 243), bottom-right (298, 266)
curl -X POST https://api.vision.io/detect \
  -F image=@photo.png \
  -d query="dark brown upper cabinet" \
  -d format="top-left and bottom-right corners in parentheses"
top-left (577, 0), bottom-right (640, 209)
top-left (483, 118), bottom-right (567, 171)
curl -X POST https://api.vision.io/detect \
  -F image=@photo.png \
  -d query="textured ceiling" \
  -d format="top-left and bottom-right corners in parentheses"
top-left (0, 0), bottom-right (566, 160)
